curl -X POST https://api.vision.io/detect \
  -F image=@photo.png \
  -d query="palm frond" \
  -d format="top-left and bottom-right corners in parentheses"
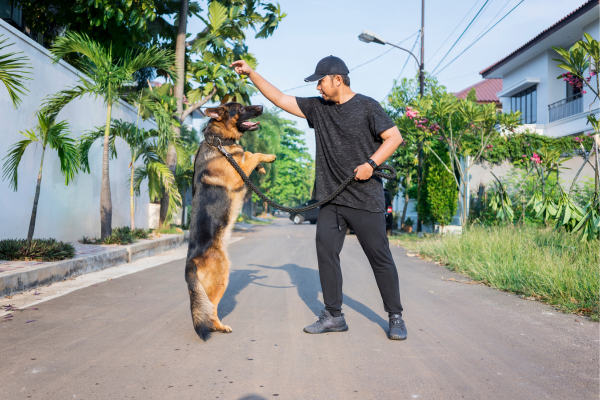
top-left (125, 46), bottom-right (178, 83)
top-left (47, 125), bottom-right (79, 185)
top-left (2, 136), bottom-right (35, 191)
top-left (39, 79), bottom-right (97, 120)
top-left (50, 31), bottom-right (111, 73)
top-left (144, 161), bottom-right (181, 221)
top-left (77, 127), bottom-right (118, 173)
top-left (0, 34), bottom-right (32, 109)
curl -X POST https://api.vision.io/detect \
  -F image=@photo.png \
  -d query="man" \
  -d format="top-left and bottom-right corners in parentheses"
top-left (230, 55), bottom-right (407, 341)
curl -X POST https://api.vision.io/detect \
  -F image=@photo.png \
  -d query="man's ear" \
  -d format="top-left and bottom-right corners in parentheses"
top-left (205, 107), bottom-right (223, 120)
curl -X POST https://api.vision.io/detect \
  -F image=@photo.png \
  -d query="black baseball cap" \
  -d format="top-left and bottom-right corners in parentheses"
top-left (304, 56), bottom-right (349, 82)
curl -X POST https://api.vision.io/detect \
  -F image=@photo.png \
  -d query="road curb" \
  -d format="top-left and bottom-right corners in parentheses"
top-left (0, 232), bottom-right (189, 297)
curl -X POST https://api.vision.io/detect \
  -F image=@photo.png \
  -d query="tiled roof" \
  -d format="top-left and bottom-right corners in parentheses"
top-left (454, 79), bottom-right (503, 102)
top-left (480, 0), bottom-right (599, 77)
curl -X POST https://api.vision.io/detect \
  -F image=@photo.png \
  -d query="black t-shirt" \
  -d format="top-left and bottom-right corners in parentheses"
top-left (296, 93), bottom-right (395, 213)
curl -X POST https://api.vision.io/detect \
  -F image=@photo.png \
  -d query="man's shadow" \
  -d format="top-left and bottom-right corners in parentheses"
top-left (249, 263), bottom-right (388, 332)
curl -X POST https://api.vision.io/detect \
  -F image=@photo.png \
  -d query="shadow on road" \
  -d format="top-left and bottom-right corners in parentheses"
top-left (218, 269), bottom-right (266, 319)
top-left (250, 263), bottom-right (388, 332)
top-left (237, 395), bottom-right (268, 400)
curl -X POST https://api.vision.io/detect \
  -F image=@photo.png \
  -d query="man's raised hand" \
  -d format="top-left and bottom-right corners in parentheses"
top-left (230, 60), bottom-right (253, 76)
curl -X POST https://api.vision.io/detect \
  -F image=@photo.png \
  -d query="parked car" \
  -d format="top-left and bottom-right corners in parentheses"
top-left (290, 199), bottom-right (319, 224)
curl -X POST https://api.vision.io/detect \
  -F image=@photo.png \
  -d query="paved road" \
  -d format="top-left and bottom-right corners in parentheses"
top-left (1, 218), bottom-right (598, 399)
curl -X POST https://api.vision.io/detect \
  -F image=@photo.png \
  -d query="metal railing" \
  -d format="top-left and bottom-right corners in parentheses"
top-left (548, 93), bottom-right (583, 122)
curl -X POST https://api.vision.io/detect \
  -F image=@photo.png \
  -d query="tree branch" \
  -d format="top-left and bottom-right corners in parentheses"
top-left (181, 86), bottom-right (217, 121)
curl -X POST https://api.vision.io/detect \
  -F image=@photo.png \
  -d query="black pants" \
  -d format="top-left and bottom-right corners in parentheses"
top-left (315, 204), bottom-right (403, 318)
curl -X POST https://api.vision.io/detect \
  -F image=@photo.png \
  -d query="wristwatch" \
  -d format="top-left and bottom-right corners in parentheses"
top-left (367, 159), bottom-right (378, 170)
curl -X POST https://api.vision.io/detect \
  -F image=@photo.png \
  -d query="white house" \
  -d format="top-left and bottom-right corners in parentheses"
top-left (480, 0), bottom-right (599, 137)
top-left (468, 0), bottom-right (599, 188)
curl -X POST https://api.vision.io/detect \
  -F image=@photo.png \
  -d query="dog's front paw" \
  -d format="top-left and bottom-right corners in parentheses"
top-left (256, 163), bottom-right (266, 175)
top-left (220, 325), bottom-right (233, 333)
top-left (263, 154), bottom-right (277, 163)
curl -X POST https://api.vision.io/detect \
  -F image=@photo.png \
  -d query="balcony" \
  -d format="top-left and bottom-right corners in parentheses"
top-left (548, 93), bottom-right (583, 123)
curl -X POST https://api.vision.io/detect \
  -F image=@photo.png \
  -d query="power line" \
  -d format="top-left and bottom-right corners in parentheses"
top-left (434, 0), bottom-right (525, 77)
top-left (430, 0), bottom-right (491, 75)
top-left (281, 31), bottom-right (420, 93)
top-left (426, 0), bottom-right (483, 64)
top-left (472, 0), bottom-right (513, 40)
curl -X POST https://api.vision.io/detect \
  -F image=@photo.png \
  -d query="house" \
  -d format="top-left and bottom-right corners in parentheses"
top-left (453, 78), bottom-right (503, 110)
top-left (480, 0), bottom-right (599, 136)
top-left (469, 0), bottom-right (598, 189)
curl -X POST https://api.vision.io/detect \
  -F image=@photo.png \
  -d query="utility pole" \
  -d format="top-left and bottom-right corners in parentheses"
top-left (416, 0), bottom-right (425, 234)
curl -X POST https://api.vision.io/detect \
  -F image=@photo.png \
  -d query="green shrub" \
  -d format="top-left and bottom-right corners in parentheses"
top-left (0, 238), bottom-right (75, 261)
top-left (79, 227), bottom-right (149, 245)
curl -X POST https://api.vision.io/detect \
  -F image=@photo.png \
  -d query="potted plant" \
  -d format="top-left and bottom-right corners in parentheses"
top-left (403, 217), bottom-right (414, 233)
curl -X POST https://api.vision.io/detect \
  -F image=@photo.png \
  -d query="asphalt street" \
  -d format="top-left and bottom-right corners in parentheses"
top-left (1, 217), bottom-right (598, 399)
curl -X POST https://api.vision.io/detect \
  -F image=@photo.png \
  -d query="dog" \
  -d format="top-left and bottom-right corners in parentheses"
top-left (186, 102), bottom-right (276, 340)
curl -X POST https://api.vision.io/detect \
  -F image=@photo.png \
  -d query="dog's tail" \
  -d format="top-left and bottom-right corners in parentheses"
top-left (186, 265), bottom-right (214, 340)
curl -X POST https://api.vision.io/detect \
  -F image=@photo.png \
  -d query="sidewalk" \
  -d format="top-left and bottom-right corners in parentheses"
top-left (0, 232), bottom-right (189, 297)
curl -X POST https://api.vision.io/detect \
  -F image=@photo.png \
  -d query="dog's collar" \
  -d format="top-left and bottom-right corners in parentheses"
top-left (205, 134), bottom-right (237, 148)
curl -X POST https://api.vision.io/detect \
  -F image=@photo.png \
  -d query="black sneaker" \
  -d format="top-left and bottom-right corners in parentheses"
top-left (303, 310), bottom-right (349, 334)
top-left (388, 314), bottom-right (407, 340)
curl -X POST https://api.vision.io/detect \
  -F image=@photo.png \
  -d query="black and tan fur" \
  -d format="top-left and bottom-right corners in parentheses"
top-left (186, 103), bottom-right (275, 340)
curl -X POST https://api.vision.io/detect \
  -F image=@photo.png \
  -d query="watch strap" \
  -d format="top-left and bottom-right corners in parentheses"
top-left (367, 159), bottom-right (378, 170)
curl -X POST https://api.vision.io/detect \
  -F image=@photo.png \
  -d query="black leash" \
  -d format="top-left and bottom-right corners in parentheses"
top-left (206, 136), bottom-right (396, 214)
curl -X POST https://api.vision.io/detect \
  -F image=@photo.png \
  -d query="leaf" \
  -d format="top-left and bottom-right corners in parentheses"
top-left (208, 1), bottom-right (228, 32)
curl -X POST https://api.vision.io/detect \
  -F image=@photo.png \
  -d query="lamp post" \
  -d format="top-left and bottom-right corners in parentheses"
top-left (359, 0), bottom-right (426, 233)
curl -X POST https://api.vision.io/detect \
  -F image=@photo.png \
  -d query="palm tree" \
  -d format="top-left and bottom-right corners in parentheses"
top-left (40, 32), bottom-right (176, 239)
top-left (2, 113), bottom-right (78, 241)
top-left (0, 34), bottom-right (32, 109)
top-left (79, 120), bottom-right (181, 230)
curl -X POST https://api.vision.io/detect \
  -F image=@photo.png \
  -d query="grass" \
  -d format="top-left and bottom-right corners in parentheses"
top-left (0, 238), bottom-right (75, 261)
top-left (80, 227), bottom-right (151, 245)
top-left (239, 214), bottom-right (274, 225)
top-left (391, 226), bottom-right (599, 320)
top-left (152, 226), bottom-right (184, 235)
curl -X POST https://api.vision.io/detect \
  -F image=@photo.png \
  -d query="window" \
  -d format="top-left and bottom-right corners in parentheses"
top-left (0, 0), bottom-right (23, 27)
top-left (511, 86), bottom-right (537, 124)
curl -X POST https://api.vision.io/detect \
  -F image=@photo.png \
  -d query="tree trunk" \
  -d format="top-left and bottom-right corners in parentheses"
top-left (100, 102), bottom-right (113, 240)
top-left (461, 180), bottom-right (468, 230)
top-left (130, 163), bottom-right (135, 230)
top-left (181, 187), bottom-right (187, 227)
top-left (27, 147), bottom-right (46, 243)
top-left (400, 174), bottom-right (411, 227)
top-left (160, 0), bottom-right (189, 225)
top-left (416, 141), bottom-right (423, 232)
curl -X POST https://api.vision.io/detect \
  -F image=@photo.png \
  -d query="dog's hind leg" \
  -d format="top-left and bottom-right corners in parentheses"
top-left (199, 246), bottom-right (232, 333)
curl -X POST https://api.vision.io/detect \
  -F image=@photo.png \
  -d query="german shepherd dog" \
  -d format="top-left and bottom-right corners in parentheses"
top-left (186, 102), bottom-right (276, 340)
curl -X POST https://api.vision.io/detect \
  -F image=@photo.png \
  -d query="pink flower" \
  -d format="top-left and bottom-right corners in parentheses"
top-left (405, 107), bottom-right (419, 119)
top-left (582, 90), bottom-right (587, 94)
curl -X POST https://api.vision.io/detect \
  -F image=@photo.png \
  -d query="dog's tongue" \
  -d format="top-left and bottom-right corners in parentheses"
top-left (241, 121), bottom-right (260, 128)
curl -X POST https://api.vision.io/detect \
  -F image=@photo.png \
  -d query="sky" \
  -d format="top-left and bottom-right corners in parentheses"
top-left (186, 0), bottom-right (586, 159)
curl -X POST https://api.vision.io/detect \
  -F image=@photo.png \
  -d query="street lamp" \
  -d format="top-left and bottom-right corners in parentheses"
top-left (358, 30), bottom-right (421, 68)
top-left (359, 0), bottom-right (426, 233)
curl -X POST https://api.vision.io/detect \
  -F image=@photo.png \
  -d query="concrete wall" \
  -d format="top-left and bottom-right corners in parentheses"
top-left (0, 19), bottom-right (156, 242)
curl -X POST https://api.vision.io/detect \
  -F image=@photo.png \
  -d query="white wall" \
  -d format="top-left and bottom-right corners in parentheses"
top-left (0, 20), bottom-right (155, 242)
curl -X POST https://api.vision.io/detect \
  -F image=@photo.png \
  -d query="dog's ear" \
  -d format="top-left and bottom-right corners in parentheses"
top-left (205, 107), bottom-right (224, 121)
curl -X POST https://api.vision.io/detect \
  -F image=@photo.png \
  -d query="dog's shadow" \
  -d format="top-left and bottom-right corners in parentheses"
top-left (218, 269), bottom-right (266, 319)
top-left (248, 263), bottom-right (388, 332)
